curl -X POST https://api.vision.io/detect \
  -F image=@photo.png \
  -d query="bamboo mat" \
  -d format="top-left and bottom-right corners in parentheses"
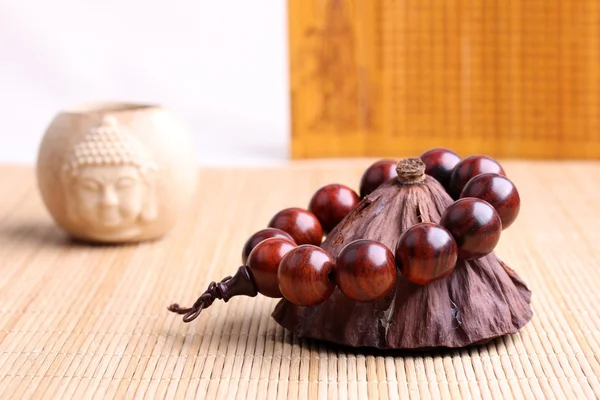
top-left (0, 161), bottom-right (599, 399)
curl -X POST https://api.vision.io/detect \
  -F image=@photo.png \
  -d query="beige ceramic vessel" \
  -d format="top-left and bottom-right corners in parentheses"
top-left (37, 102), bottom-right (197, 243)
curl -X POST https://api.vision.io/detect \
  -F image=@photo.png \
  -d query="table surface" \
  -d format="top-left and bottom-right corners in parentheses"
top-left (0, 161), bottom-right (599, 400)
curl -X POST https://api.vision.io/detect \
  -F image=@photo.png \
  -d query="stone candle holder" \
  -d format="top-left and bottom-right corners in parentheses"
top-left (36, 102), bottom-right (197, 243)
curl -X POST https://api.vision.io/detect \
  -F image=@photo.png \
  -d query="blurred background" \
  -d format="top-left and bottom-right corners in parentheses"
top-left (2, 0), bottom-right (599, 164)
top-left (0, 0), bottom-right (289, 165)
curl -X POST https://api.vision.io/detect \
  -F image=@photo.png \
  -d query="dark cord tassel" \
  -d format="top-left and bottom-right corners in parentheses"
top-left (168, 266), bottom-right (258, 322)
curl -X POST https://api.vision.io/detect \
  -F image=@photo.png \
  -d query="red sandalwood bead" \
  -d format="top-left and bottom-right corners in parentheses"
top-left (449, 155), bottom-right (506, 199)
top-left (277, 245), bottom-right (336, 306)
top-left (395, 223), bottom-right (458, 285)
top-left (420, 148), bottom-right (461, 190)
top-left (308, 184), bottom-right (360, 233)
top-left (242, 228), bottom-right (295, 265)
top-left (268, 207), bottom-right (323, 246)
top-left (460, 173), bottom-right (520, 230)
top-left (246, 237), bottom-right (296, 298)
top-left (336, 239), bottom-right (397, 302)
top-left (440, 198), bottom-right (502, 260)
top-left (359, 160), bottom-right (398, 198)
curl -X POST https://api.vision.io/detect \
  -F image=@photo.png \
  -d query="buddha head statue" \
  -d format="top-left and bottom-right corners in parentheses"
top-left (61, 116), bottom-right (159, 241)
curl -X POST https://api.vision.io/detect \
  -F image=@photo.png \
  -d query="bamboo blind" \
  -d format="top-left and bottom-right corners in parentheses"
top-left (289, 0), bottom-right (600, 159)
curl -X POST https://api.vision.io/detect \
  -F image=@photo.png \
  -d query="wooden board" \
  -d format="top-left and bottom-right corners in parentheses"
top-left (289, 0), bottom-right (600, 159)
top-left (0, 162), bottom-right (599, 399)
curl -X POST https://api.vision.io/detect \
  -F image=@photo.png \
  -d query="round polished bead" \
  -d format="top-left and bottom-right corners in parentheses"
top-left (395, 223), bottom-right (458, 285)
top-left (448, 155), bottom-right (506, 199)
top-left (277, 245), bottom-right (336, 306)
top-left (440, 198), bottom-right (502, 260)
top-left (247, 237), bottom-right (296, 298)
top-left (460, 173), bottom-right (520, 230)
top-left (420, 148), bottom-right (461, 190)
top-left (268, 207), bottom-right (323, 245)
top-left (308, 184), bottom-right (360, 233)
top-left (242, 228), bottom-right (295, 265)
top-left (359, 160), bottom-right (398, 198)
top-left (336, 239), bottom-right (397, 302)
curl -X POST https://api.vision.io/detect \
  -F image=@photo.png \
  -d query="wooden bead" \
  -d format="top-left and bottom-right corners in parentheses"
top-left (359, 160), bottom-right (398, 198)
top-left (277, 245), bottom-right (336, 306)
top-left (242, 228), bottom-right (295, 265)
top-left (336, 239), bottom-right (397, 302)
top-left (460, 173), bottom-right (520, 230)
top-left (395, 223), bottom-right (458, 285)
top-left (308, 184), bottom-right (360, 233)
top-left (247, 237), bottom-right (296, 298)
top-left (440, 198), bottom-right (502, 260)
top-left (268, 208), bottom-right (323, 245)
top-left (448, 155), bottom-right (506, 199)
top-left (420, 148), bottom-right (461, 190)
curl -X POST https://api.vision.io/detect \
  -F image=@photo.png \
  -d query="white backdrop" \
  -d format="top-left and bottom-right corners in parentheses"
top-left (0, 0), bottom-right (289, 165)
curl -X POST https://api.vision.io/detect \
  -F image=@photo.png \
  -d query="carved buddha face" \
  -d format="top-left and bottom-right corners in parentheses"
top-left (73, 164), bottom-right (146, 231)
top-left (62, 116), bottom-right (158, 241)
